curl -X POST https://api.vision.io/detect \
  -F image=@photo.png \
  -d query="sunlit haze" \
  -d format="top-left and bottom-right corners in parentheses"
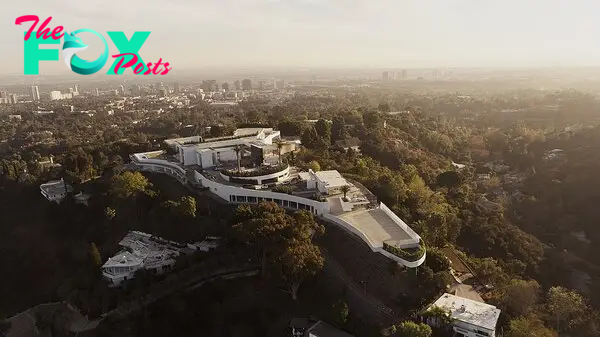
top-left (3, 0), bottom-right (600, 75)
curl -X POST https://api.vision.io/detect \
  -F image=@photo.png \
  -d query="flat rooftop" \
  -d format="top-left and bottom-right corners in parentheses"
top-left (315, 170), bottom-right (348, 188)
top-left (192, 136), bottom-right (260, 150)
top-left (337, 208), bottom-right (414, 247)
top-left (431, 293), bottom-right (501, 331)
top-left (40, 179), bottom-right (73, 195)
top-left (103, 231), bottom-right (183, 269)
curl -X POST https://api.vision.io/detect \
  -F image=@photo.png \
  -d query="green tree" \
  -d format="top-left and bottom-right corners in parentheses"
top-left (315, 119), bottom-right (331, 143)
top-left (340, 185), bottom-right (351, 199)
top-left (424, 248), bottom-right (450, 273)
top-left (331, 116), bottom-right (347, 143)
top-left (506, 315), bottom-right (556, 337)
top-left (436, 171), bottom-right (462, 189)
top-left (422, 305), bottom-right (453, 327)
top-left (275, 139), bottom-right (284, 164)
top-left (331, 300), bottom-right (349, 326)
top-left (104, 207), bottom-right (116, 220)
top-left (233, 202), bottom-right (293, 275)
top-left (177, 196), bottom-right (197, 218)
top-left (308, 160), bottom-right (321, 172)
top-left (501, 279), bottom-right (540, 317)
top-left (110, 171), bottom-right (153, 199)
top-left (301, 127), bottom-right (319, 150)
top-left (233, 144), bottom-right (245, 172)
top-left (90, 243), bottom-right (102, 267)
top-left (472, 257), bottom-right (506, 286)
top-left (276, 238), bottom-right (324, 300)
top-left (396, 321), bottom-right (432, 337)
top-left (547, 286), bottom-right (586, 333)
top-left (363, 111), bottom-right (381, 129)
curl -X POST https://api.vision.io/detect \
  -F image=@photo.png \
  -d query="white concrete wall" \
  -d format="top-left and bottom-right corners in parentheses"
top-left (181, 146), bottom-right (199, 166)
top-left (453, 322), bottom-right (495, 337)
top-left (216, 148), bottom-right (238, 162)
top-left (196, 172), bottom-right (330, 215)
top-left (323, 213), bottom-right (426, 268)
top-left (130, 157), bottom-right (187, 184)
top-left (262, 131), bottom-right (280, 145)
top-left (199, 150), bottom-right (214, 168)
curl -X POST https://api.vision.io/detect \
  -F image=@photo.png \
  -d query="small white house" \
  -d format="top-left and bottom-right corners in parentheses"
top-left (299, 170), bottom-right (349, 195)
top-left (102, 231), bottom-right (182, 287)
top-left (427, 293), bottom-right (501, 337)
top-left (40, 178), bottom-right (73, 203)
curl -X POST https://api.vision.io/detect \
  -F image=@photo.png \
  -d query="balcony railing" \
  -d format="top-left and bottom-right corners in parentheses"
top-left (221, 164), bottom-right (289, 177)
top-left (382, 242), bottom-right (426, 262)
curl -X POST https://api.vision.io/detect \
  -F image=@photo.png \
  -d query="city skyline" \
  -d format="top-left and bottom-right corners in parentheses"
top-left (3, 0), bottom-right (600, 76)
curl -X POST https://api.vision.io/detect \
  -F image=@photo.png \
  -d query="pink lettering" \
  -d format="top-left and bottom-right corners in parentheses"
top-left (15, 15), bottom-right (39, 41)
top-left (36, 17), bottom-right (53, 40)
top-left (111, 53), bottom-right (138, 74)
top-left (15, 15), bottom-right (63, 41)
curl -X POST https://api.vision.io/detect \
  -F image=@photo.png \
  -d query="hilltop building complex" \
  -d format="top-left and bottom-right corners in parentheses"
top-left (128, 128), bottom-right (426, 268)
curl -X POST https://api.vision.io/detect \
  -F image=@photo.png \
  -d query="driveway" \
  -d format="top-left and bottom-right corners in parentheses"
top-left (449, 283), bottom-right (484, 303)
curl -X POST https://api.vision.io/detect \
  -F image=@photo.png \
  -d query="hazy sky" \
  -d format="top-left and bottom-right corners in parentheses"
top-left (3, 0), bottom-right (600, 75)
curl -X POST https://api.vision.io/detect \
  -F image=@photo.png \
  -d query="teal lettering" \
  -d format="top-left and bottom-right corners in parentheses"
top-left (106, 31), bottom-right (150, 75)
top-left (24, 31), bottom-right (59, 75)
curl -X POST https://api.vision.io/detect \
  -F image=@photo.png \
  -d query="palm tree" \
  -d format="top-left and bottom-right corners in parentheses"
top-left (233, 144), bottom-right (244, 172)
top-left (275, 140), bottom-right (284, 164)
top-left (340, 185), bottom-right (351, 199)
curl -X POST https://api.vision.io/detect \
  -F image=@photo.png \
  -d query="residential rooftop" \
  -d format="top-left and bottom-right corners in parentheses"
top-left (337, 207), bottom-right (414, 248)
top-left (430, 293), bottom-right (501, 331)
top-left (103, 231), bottom-right (184, 270)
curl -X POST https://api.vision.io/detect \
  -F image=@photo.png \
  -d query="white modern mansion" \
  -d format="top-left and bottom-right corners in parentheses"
top-left (40, 178), bottom-right (73, 203)
top-left (102, 231), bottom-right (185, 286)
top-left (164, 127), bottom-right (295, 169)
top-left (128, 128), bottom-right (426, 268)
top-left (426, 293), bottom-right (501, 337)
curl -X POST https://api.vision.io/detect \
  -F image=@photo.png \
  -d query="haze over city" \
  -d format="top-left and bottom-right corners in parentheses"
top-left (4, 0), bottom-right (600, 75)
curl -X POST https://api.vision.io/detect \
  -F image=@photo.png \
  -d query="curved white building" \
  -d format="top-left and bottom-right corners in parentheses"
top-left (128, 135), bottom-right (426, 268)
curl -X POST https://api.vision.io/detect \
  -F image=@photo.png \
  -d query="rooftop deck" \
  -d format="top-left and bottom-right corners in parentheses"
top-left (338, 208), bottom-right (414, 247)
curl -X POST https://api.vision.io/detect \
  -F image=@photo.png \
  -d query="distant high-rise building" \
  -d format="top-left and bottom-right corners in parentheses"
top-left (382, 71), bottom-right (397, 81)
top-left (50, 91), bottom-right (62, 100)
top-left (30, 85), bottom-right (40, 101)
top-left (241, 79), bottom-right (252, 91)
top-left (74, 84), bottom-right (79, 94)
top-left (274, 80), bottom-right (285, 89)
top-left (202, 80), bottom-right (217, 92)
top-left (174, 83), bottom-right (180, 93)
top-left (258, 80), bottom-right (265, 90)
top-left (95, 88), bottom-right (100, 96)
top-left (0, 91), bottom-right (7, 99)
top-left (222, 82), bottom-right (229, 91)
top-left (234, 80), bottom-right (241, 91)
top-left (9, 94), bottom-right (17, 104)
top-left (160, 88), bottom-right (168, 97)
top-left (119, 85), bottom-right (125, 96)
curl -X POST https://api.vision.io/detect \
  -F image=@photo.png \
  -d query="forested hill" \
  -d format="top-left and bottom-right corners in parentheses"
top-left (516, 125), bottom-right (600, 290)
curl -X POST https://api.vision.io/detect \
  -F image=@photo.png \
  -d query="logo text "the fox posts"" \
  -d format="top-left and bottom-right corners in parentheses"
top-left (15, 15), bottom-right (172, 76)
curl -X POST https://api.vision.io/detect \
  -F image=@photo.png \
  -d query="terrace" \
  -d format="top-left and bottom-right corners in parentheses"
top-left (127, 147), bottom-right (425, 268)
top-left (197, 167), bottom-right (424, 266)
